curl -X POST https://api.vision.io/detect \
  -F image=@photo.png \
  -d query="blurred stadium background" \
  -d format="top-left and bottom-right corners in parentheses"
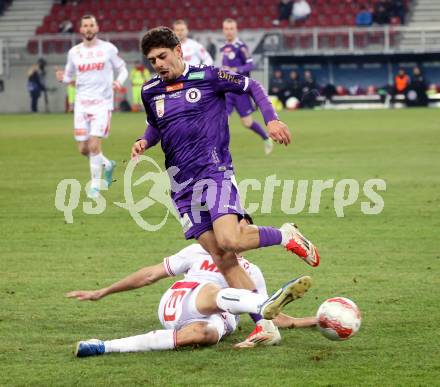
top-left (0, 0), bottom-right (439, 113)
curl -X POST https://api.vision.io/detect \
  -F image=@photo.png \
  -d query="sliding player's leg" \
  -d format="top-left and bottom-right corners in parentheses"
top-left (195, 279), bottom-right (312, 320)
top-left (74, 322), bottom-right (219, 358)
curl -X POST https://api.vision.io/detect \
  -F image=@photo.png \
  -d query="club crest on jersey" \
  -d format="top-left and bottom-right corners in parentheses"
top-left (185, 88), bottom-right (201, 103)
top-left (155, 98), bottom-right (165, 118)
top-left (228, 51), bottom-right (236, 60)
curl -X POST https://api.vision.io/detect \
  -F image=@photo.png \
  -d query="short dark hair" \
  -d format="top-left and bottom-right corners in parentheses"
top-left (79, 14), bottom-right (97, 27)
top-left (141, 27), bottom-right (180, 57)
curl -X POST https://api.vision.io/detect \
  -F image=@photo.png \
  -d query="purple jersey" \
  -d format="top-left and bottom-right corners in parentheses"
top-left (140, 63), bottom-right (278, 204)
top-left (220, 39), bottom-right (254, 76)
top-left (141, 64), bottom-right (250, 197)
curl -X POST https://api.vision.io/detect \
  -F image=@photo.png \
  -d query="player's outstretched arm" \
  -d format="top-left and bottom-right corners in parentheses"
top-left (215, 69), bottom-right (291, 146)
top-left (66, 263), bottom-right (168, 301)
top-left (273, 312), bottom-right (317, 329)
top-left (246, 78), bottom-right (291, 145)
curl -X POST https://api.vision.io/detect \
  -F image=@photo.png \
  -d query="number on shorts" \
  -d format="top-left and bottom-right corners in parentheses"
top-left (163, 289), bottom-right (187, 322)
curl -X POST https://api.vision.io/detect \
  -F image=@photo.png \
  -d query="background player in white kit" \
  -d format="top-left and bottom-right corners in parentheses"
top-left (68, 230), bottom-right (316, 356)
top-left (173, 19), bottom-right (214, 66)
top-left (55, 14), bottom-right (128, 198)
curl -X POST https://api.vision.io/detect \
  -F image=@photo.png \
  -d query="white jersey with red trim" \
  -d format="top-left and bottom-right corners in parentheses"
top-left (163, 244), bottom-right (268, 298)
top-left (181, 38), bottom-right (213, 66)
top-left (63, 39), bottom-right (126, 112)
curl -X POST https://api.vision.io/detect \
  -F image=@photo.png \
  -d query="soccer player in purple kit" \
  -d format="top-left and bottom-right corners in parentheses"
top-left (221, 18), bottom-right (274, 155)
top-left (131, 27), bottom-right (319, 345)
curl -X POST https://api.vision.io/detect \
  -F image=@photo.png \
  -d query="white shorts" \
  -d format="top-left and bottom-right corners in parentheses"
top-left (74, 109), bottom-right (112, 141)
top-left (158, 281), bottom-right (237, 341)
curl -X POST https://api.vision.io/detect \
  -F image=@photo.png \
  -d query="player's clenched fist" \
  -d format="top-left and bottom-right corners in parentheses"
top-left (131, 139), bottom-right (147, 159)
top-left (267, 120), bottom-right (291, 146)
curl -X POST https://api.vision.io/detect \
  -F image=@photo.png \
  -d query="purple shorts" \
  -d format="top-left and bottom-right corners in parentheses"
top-left (173, 173), bottom-right (244, 240)
top-left (226, 93), bottom-right (255, 117)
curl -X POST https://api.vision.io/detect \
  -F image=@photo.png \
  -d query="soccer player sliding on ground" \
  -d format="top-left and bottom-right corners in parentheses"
top-left (131, 27), bottom-right (319, 345)
top-left (55, 14), bottom-right (128, 199)
top-left (67, 220), bottom-right (316, 356)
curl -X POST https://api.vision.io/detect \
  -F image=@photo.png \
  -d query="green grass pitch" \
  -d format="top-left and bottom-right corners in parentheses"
top-left (0, 108), bottom-right (439, 386)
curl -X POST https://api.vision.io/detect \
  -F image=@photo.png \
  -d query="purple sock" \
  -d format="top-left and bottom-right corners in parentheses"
top-left (249, 121), bottom-right (269, 140)
top-left (258, 226), bottom-right (282, 247)
top-left (249, 313), bottom-right (263, 323)
top-left (249, 289), bottom-right (263, 323)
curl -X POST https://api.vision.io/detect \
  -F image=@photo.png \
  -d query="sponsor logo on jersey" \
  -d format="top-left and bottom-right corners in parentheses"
top-left (169, 91), bottom-right (182, 99)
top-left (143, 80), bottom-right (160, 91)
top-left (153, 94), bottom-right (165, 101)
top-left (166, 82), bottom-right (183, 92)
top-left (185, 88), bottom-right (201, 103)
top-left (155, 98), bottom-right (165, 118)
top-left (227, 51), bottom-right (236, 60)
top-left (78, 62), bottom-right (105, 72)
top-left (200, 260), bottom-right (220, 272)
top-left (218, 70), bottom-right (242, 85)
top-left (188, 71), bottom-right (205, 80)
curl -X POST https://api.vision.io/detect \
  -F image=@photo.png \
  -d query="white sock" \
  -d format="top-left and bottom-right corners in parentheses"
top-left (216, 288), bottom-right (266, 315)
top-left (100, 152), bottom-right (111, 169)
top-left (89, 153), bottom-right (102, 190)
top-left (281, 228), bottom-right (291, 246)
top-left (104, 330), bottom-right (175, 353)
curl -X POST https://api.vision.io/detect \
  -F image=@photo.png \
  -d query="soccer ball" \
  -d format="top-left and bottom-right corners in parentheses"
top-left (316, 297), bottom-right (361, 341)
top-left (285, 96), bottom-right (300, 110)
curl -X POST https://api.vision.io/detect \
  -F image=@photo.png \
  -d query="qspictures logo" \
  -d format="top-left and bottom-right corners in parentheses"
top-left (55, 156), bottom-right (386, 231)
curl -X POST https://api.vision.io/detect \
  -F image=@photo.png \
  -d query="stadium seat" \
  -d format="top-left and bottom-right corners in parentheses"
top-left (300, 33), bottom-right (313, 49)
top-left (354, 31), bottom-right (368, 48)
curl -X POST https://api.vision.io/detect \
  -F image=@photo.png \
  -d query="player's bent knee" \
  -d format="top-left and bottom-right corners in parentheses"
top-left (77, 142), bottom-right (89, 156)
top-left (241, 116), bottom-right (253, 128)
top-left (216, 234), bottom-right (241, 252)
top-left (196, 325), bottom-right (219, 345)
top-left (88, 144), bottom-right (100, 155)
top-left (178, 323), bottom-right (219, 347)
